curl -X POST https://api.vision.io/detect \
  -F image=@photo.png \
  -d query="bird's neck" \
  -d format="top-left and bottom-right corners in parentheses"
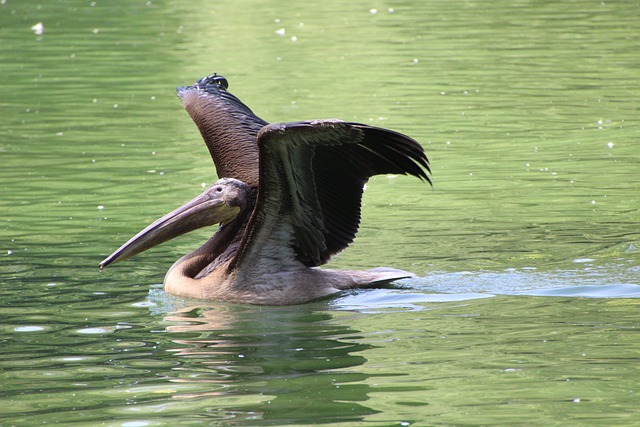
top-left (168, 217), bottom-right (246, 281)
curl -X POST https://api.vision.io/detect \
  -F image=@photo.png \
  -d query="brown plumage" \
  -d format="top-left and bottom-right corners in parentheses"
top-left (100, 73), bottom-right (431, 305)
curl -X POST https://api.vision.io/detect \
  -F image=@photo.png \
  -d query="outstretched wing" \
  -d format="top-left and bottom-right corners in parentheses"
top-left (178, 74), bottom-right (268, 189)
top-left (231, 119), bottom-right (430, 269)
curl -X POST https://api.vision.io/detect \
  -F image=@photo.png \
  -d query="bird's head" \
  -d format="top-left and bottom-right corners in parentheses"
top-left (99, 178), bottom-right (251, 269)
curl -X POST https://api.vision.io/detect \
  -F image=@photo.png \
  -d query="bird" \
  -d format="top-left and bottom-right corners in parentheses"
top-left (99, 73), bottom-right (431, 305)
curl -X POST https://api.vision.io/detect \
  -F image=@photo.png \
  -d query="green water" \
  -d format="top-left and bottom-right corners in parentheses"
top-left (1, 0), bottom-right (639, 425)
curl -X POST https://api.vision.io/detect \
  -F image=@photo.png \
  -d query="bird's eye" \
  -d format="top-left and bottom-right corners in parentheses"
top-left (215, 186), bottom-right (223, 193)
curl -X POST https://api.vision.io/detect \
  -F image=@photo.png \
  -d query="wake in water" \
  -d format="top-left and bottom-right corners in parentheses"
top-left (330, 262), bottom-right (640, 311)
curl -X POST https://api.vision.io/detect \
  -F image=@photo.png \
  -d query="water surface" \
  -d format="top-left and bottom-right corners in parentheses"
top-left (1, 0), bottom-right (639, 425)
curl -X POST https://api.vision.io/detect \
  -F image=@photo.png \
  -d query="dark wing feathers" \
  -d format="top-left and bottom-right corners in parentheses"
top-left (347, 124), bottom-right (431, 182)
top-left (181, 76), bottom-right (429, 270)
top-left (233, 120), bottom-right (430, 268)
top-left (309, 122), bottom-right (430, 264)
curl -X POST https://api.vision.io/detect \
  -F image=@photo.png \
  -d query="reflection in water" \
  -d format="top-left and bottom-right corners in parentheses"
top-left (156, 294), bottom-right (380, 423)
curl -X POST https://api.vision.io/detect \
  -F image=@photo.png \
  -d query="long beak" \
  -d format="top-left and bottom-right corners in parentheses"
top-left (99, 190), bottom-right (239, 269)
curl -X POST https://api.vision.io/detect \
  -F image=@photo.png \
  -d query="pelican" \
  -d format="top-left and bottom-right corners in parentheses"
top-left (100, 74), bottom-right (431, 305)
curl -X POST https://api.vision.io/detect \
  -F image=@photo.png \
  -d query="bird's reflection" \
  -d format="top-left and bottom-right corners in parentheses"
top-left (158, 297), bottom-right (379, 423)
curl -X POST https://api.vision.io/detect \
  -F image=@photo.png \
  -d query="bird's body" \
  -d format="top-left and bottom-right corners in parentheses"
top-left (100, 74), bottom-right (431, 305)
top-left (166, 248), bottom-right (412, 305)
